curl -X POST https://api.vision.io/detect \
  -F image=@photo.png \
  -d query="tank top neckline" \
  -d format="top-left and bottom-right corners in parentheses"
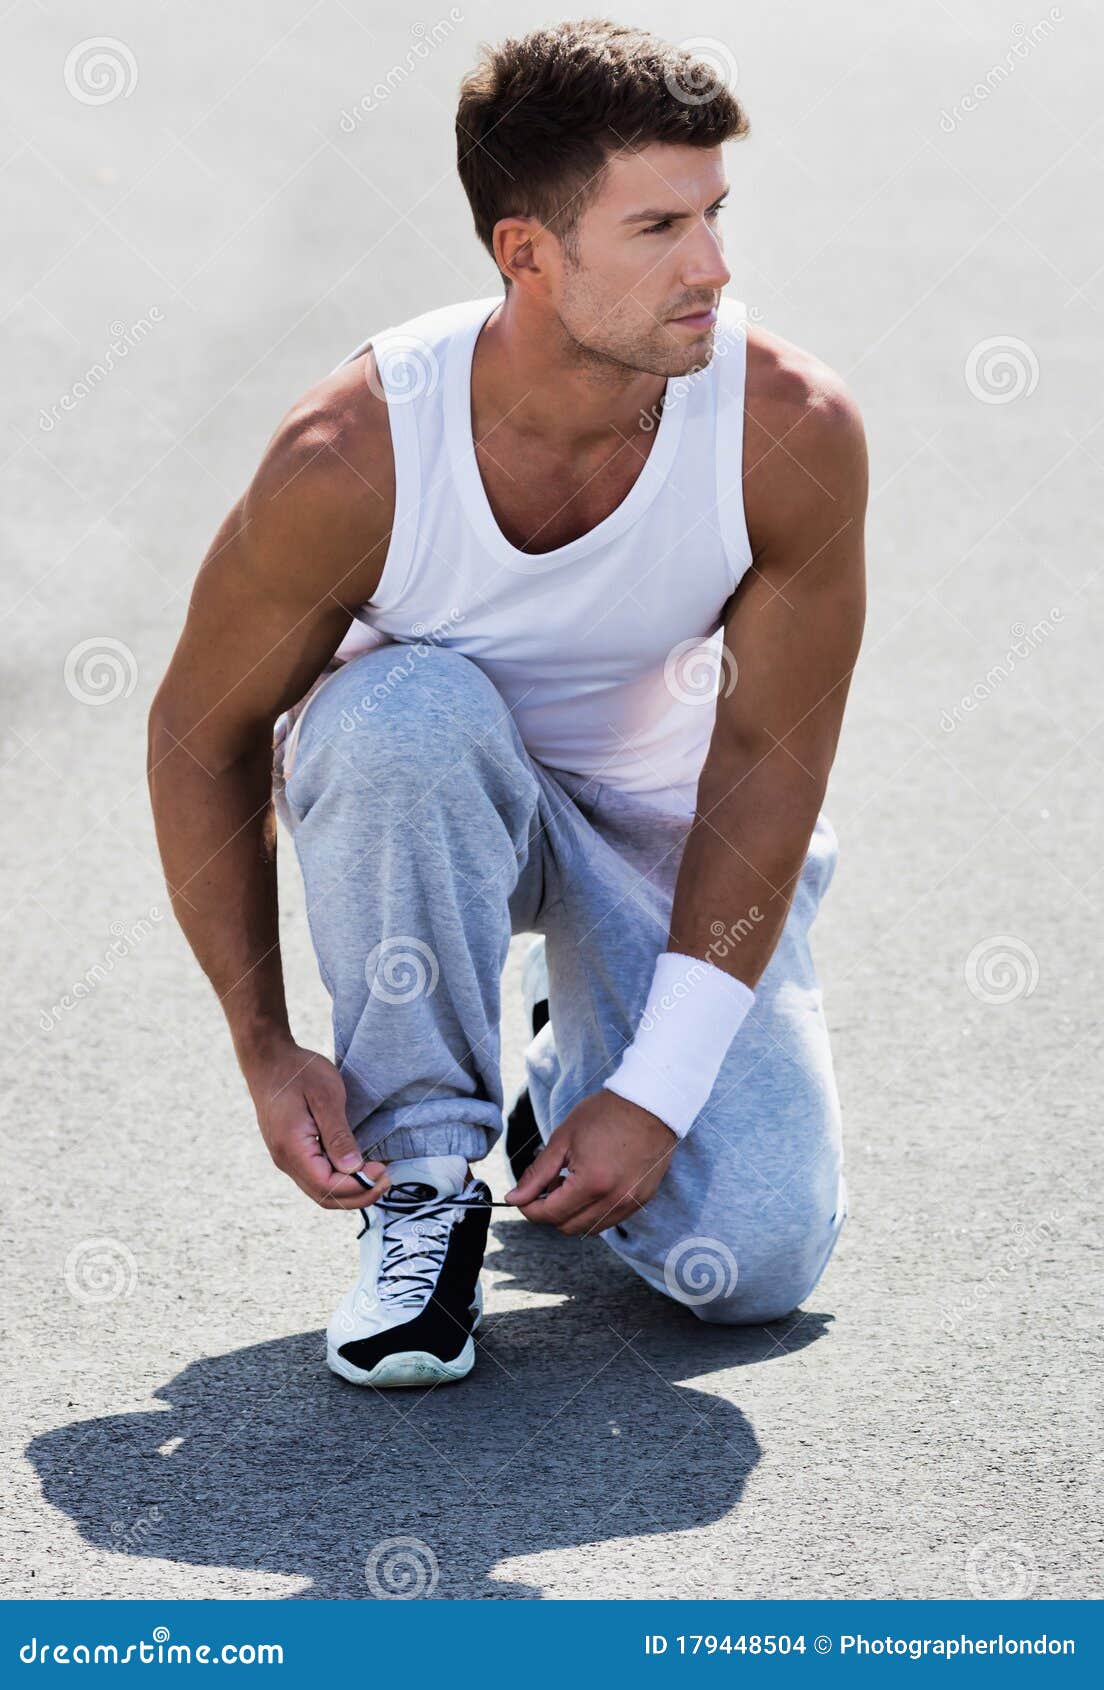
top-left (444, 296), bottom-right (689, 574)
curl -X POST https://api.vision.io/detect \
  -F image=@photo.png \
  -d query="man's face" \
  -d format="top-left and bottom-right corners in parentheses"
top-left (549, 142), bottom-right (733, 378)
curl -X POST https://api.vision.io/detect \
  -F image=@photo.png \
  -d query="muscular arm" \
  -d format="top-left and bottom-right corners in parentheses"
top-left (510, 352), bottom-right (867, 1239)
top-left (670, 364), bottom-right (868, 979)
top-left (147, 367), bottom-right (394, 1206)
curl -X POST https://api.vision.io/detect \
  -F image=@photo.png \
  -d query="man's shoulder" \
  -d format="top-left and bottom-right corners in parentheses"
top-left (744, 323), bottom-right (864, 461)
top-left (241, 346), bottom-right (400, 591)
top-left (741, 323), bottom-right (867, 554)
top-left (251, 293), bottom-right (497, 526)
top-left (249, 352), bottom-right (397, 554)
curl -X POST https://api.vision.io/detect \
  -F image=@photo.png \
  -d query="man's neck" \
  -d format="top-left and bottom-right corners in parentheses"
top-left (472, 293), bottom-right (668, 454)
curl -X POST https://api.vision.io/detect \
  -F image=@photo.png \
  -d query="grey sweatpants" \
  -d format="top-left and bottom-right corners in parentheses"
top-left (276, 643), bottom-right (847, 1324)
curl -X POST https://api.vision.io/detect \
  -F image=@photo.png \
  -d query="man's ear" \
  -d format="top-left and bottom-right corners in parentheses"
top-left (493, 216), bottom-right (550, 292)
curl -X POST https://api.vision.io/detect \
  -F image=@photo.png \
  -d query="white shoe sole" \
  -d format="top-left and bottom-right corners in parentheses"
top-left (327, 1284), bottom-right (483, 1389)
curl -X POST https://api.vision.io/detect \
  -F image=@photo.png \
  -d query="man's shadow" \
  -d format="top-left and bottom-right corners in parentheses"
top-left (28, 1222), bottom-right (832, 1598)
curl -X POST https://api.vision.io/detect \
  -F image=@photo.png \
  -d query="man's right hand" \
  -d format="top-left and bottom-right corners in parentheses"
top-left (243, 1040), bottom-right (389, 1210)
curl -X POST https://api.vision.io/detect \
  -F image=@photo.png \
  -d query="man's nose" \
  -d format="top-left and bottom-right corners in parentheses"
top-left (681, 220), bottom-right (731, 293)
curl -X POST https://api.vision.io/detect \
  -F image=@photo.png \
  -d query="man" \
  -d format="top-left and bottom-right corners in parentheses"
top-left (148, 19), bottom-right (867, 1388)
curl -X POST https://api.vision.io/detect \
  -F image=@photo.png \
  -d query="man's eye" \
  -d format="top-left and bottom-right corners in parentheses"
top-left (643, 205), bottom-right (726, 234)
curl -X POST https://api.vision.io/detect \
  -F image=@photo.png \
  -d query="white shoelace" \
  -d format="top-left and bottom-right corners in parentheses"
top-left (375, 1184), bottom-right (472, 1308)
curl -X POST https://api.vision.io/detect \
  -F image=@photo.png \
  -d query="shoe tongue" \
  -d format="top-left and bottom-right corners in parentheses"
top-left (384, 1154), bottom-right (467, 1199)
top-left (375, 1156), bottom-right (467, 1308)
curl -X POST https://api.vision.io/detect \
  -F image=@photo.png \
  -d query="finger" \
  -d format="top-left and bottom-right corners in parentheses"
top-left (519, 1170), bottom-right (595, 1228)
top-left (322, 1183), bottom-right (390, 1210)
top-left (315, 1169), bottom-right (389, 1209)
top-left (349, 1163), bottom-right (389, 1197)
top-left (292, 1139), bottom-right (389, 1209)
top-left (320, 1157), bottom-right (390, 1208)
top-left (306, 1077), bottom-right (362, 1173)
top-left (505, 1137), bottom-right (567, 1205)
top-left (558, 1195), bottom-right (631, 1238)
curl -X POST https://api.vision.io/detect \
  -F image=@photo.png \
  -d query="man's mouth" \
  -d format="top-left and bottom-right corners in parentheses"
top-left (668, 305), bottom-right (718, 331)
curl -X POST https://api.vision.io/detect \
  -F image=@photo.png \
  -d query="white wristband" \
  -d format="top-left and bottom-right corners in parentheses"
top-left (603, 950), bottom-right (755, 1139)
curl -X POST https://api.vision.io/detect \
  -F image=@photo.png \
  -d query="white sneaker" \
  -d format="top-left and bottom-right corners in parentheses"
top-left (326, 1154), bottom-right (491, 1388)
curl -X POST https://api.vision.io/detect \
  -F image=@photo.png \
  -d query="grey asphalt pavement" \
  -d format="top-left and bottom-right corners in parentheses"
top-left (3, 1), bottom-right (1101, 1599)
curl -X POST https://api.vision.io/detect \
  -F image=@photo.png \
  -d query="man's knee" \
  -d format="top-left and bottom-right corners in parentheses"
top-left (689, 1258), bottom-right (817, 1326)
top-left (656, 1222), bottom-right (841, 1327)
top-left (290, 643), bottom-right (508, 795)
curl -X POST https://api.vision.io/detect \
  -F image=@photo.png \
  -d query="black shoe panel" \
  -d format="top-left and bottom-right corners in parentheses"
top-left (505, 1087), bottom-right (543, 1187)
top-left (506, 998), bottom-right (550, 1185)
top-left (338, 1186), bottom-right (491, 1372)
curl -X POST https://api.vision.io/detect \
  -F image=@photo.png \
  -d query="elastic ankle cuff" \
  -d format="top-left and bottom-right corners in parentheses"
top-left (359, 1123), bottom-right (493, 1165)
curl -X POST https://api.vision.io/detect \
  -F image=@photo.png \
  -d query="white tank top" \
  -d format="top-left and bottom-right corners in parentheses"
top-left (285, 294), bottom-right (754, 819)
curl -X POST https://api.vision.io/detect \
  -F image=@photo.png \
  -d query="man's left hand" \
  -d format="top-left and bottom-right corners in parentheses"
top-left (504, 1090), bottom-right (677, 1236)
